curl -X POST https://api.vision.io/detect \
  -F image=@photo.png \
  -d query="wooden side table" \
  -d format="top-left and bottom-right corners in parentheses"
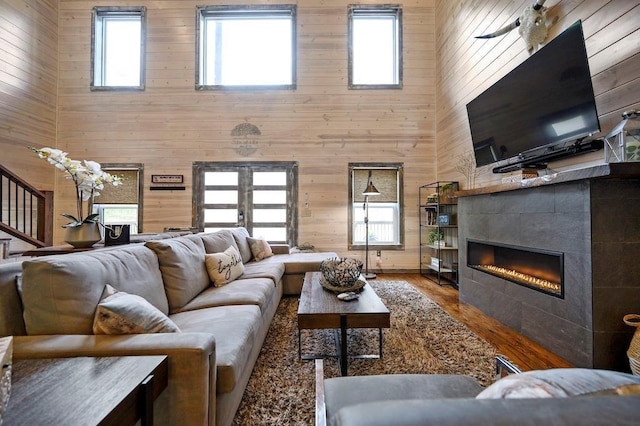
top-left (3, 356), bottom-right (168, 425)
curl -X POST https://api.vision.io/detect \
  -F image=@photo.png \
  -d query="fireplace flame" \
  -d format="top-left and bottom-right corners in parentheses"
top-left (473, 264), bottom-right (561, 295)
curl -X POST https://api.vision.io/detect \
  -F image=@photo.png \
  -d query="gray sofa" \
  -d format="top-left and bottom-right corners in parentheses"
top-left (318, 361), bottom-right (640, 425)
top-left (0, 227), bottom-right (336, 426)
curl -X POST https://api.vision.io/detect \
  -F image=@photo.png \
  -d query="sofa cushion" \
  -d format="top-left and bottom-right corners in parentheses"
top-left (21, 245), bottom-right (168, 335)
top-left (200, 230), bottom-right (239, 254)
top-left (230, 227), bottom-right (253, 264)
top-left (145, 234), bottom-right (210, 313)
top-left (476, 368), bottom-right (640, 399)
top-left (170, 304), bottom-right (262, 393)
top-left (205, 246), bottom-right (244, 286)
top-left (176, 278), bottom-right (275, 313)
top-left (247, 236), bottom-right (274, 261)
top-left (259, 252), bottom-right (338, 275)
top-left (241, 261), bottom-right (285, 286)
top-left (93, 285), bottom-right (181, 334)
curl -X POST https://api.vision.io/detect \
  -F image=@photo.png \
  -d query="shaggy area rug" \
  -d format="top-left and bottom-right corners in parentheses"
top-left (232, 280), bottom-right (500, 425)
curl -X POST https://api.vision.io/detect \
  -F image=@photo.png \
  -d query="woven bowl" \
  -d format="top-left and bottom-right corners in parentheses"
top-left (319, 257), bottom-right (364, 293)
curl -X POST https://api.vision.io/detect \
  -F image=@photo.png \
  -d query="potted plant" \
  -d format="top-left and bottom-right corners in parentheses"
top-left (30, 147), bottom-right (122, 247)
top-left (428, 229), bottom-right (445, 247)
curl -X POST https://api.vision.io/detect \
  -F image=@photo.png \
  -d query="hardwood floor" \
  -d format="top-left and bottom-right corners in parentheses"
top-left (377, 273), bottom-right (573, 372)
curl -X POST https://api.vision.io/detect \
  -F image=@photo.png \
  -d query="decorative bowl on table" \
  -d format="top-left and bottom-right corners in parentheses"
top-left (319, 257), bottom-right (365, 293)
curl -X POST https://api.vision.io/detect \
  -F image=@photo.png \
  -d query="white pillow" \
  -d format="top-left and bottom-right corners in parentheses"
top-left (476, 368), bottom-right (640, 399)
top-left (247, 236), bottom-right (274, 261)
top-left (205, 245), bottom-right (245, 286)
top-left (93, 285), bottom-right (180, 334)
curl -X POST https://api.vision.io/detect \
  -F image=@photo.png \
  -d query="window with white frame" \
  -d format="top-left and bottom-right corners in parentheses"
top-left (348, 164), bottom-right (404, 250)
top-left (91, 7), bottom-right (146, 90)
top-left (348, 4), bottom-right (402, 89)
top-left (196, 5), bottom-right (297, 89)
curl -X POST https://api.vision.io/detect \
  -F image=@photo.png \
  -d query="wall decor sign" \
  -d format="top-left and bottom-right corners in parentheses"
top-left (152, 175), bottom-right (183, 184)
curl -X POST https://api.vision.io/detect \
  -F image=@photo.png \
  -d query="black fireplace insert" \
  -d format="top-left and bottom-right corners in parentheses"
top-left (467, 239), bottom-right (564, 298)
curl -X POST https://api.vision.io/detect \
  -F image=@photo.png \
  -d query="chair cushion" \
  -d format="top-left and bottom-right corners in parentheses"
top-left (325, 374), bottom-right (483, 424)
top-left (205, 246), bottom-right (244, 286)
top-left (93, 285), bottom-right (180, 334)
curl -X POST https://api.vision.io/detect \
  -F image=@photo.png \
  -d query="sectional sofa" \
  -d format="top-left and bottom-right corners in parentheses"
top-left (0, 227), bottom-right (337, 426)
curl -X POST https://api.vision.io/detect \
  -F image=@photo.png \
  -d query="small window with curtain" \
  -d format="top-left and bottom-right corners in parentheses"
top-left (93, 165), bottom-right (144, 235)
top-left (348, 4), bottom-right (402, 89)
top-left (91, 6), bottom-right (146, 91)
top-left (348, 163), bottom-right (404, 250)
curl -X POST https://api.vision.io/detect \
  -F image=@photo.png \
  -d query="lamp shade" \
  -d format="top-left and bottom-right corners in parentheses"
top-left (363, 181), bottom-right (380, 196)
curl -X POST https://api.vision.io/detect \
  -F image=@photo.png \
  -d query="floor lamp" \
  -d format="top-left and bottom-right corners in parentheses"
top-left (363, 171), bottom-right (380, 280)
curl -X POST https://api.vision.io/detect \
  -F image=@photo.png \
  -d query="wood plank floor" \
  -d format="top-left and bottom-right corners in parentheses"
top-left (377, 273), bottom-right (573, 372)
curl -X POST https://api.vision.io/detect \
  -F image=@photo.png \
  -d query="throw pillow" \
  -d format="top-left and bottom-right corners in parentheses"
top-left (93, 285), bottom-right (180, 334)
top-left (205, 245), bottom-right (245, 286)
top-left (247, 236), bottom-right (274, 261)
top-left (476, 368), bottom-right (640, 399)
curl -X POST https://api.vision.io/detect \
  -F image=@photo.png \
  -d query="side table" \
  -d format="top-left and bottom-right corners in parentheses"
top-left (3, 356), bottom-right (168, 425)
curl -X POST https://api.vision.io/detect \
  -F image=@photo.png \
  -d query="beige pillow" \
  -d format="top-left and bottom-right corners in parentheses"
top-left (205, 246), bottom-right (245, 286)
top-left (476, 368), bottom-right (640, 399)
top-left (93, 285), bottom-right (180, 334)
top-left (247, 236), bottom-right (274, 261)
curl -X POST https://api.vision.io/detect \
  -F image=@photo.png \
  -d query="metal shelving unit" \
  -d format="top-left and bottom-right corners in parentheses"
top-left (419, 181), bottom-right (459, 287)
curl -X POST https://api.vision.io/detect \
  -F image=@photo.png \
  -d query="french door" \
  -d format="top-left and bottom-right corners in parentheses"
top-left (193, 162), bottom-right (298, 244)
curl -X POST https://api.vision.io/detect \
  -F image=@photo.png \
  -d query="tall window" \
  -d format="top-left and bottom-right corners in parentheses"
top-left (348, 163), bottom-right (404, 250)
top-left (193, 162), bottom-right (298, 245)
top-left (196, 5), bottom-right (297, 90)
top-left (91, 7), bottom-right (146, 90)
top-left (348, 4), bottom-right (402, 89)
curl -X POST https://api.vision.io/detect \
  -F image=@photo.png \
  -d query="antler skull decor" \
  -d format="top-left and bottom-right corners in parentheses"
top-left (476, 0), bottom-right (549, 53)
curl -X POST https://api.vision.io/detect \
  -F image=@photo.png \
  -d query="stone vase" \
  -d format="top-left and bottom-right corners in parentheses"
top-left (64, 222), bottom-right (101, 248)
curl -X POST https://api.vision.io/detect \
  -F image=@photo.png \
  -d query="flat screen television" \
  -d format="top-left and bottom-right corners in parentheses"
top-left (466, 20), bottom-right (601, 173)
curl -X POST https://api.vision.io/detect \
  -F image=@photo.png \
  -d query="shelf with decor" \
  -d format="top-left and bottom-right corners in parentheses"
top-left (419, 181), bottom-right (459, 288)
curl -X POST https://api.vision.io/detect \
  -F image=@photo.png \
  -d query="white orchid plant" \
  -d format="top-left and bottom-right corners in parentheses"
top-left (30, 147), bottom-right (122, 228)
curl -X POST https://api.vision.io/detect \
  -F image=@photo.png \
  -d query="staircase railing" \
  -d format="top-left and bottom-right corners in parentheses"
top-left (0, 164), bottom-right (53, 248)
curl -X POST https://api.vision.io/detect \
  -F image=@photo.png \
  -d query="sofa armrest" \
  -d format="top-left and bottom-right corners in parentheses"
top-left (270, 244), bottom-right (290, 255)
top-left (14, 333), bottom-right (216, 426)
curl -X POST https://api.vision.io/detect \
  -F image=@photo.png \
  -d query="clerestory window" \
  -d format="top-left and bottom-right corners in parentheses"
top-left (91, 7), bottom-right (146, 90)
top-left (196, 5), bottom-right (297, 90)
top-left (348, 4), bottom-right (403, 89)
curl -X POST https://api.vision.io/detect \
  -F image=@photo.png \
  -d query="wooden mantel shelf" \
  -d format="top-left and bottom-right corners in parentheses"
top-left (455, 162), bottom-right (640, 198)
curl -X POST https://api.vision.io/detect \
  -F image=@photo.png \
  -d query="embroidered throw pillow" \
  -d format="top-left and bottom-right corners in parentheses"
top-left (205, 245), bottom-right (245, 286)
top-left (93, 285), bottom-right (180, 334)
top-left (247, 236), bottom-right (274, 261)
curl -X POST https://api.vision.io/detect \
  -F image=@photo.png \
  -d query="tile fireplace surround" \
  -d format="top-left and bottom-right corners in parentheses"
top-left (458, 163), bottom-right (640, 371)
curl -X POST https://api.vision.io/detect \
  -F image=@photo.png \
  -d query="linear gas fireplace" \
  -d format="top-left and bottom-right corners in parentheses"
top-left (467, 240), bottom-right (564, 298)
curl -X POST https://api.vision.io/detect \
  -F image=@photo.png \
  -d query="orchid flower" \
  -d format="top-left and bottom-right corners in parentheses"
top-left (30, 146), bottom-right (123, 227)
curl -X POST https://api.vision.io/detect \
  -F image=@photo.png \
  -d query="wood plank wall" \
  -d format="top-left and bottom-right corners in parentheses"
top-left (435, 0), bottom-right (640, 188)
top-left (0, 0), bottom-right (57, 189)
top-left (50, 0), bottom-right (436, 270)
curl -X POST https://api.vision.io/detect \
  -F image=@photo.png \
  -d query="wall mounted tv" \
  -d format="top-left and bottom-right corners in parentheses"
top-left (466, 20), bottom-right (602, 174)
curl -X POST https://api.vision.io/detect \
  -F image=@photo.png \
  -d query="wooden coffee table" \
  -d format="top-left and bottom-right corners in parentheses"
top-left (297, 271), bottom-right (390, 375)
